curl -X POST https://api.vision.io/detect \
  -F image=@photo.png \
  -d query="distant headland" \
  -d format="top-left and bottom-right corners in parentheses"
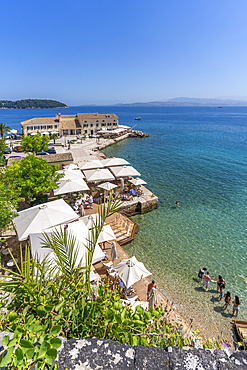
top-left (116, 97), bottom-right (247, 107)
top-left (0, 99), bottom-right (68, 109)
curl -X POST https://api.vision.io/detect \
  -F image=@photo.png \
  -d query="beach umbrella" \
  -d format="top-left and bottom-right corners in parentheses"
top-left (128, 177), bottom-right (147, 186)
top-left (98, 182), bottom-right (118, 191)
top-left (31, 132), bottom-right (37, 136)
top-left (111, 241), bottom-right (117, 265)
top-left (98, 225), bottom-right (116, 243)
top-left (79, 160), bottom-right (103, 170)
top-left (10, 129), bottom-right (18, 134)
top-left (113, 256), bottom-right (151, 288)
top-left (83, 168), bottom-right (115, 182)
top-left (54, 178), bottom-right (89, 196)
top-left (110, 166), bottom-right (141, 178)
top-left (101, 157), bottom-right (130, 167)
top-left (63, 163), bottom-right (79, 170)
top-left (58, 169), bottom-right (85, 180)
top-left (52, 130), bottom-right (59, 134)
top-left (41, 131), bottom-right (49, 135)
top-left (13, 199), bottom-right (79, 241)
top-left (81, 214), bottom-right (102, 229)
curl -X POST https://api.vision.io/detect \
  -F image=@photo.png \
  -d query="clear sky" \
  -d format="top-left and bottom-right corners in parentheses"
top-left (1, 0), bottom-right (247, 105)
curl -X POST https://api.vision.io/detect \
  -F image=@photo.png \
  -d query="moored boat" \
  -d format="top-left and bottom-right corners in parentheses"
top-left (134, 117), bottom-right (141, 120)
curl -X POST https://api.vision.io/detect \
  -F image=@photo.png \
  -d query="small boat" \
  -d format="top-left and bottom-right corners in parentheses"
top-left (218, 106), bottom-right (223, 108)
top-left (134, 117), bottom-right (141, 120)
top-left (233, 320), bottom-right (247, 347)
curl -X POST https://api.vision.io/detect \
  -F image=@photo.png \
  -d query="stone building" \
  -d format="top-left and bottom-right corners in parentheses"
top-left (21, 113), bottom-right (119, 136)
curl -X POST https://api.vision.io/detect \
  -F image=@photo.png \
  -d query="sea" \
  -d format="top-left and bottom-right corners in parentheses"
top-left (2, 105), bottom-right (247, 340)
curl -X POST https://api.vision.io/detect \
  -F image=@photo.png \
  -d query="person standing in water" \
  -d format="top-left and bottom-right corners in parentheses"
top-left (232, 295), bottom-right (241, 317)
top-left (223, 291), bottom-right (231, 310)
top-left (198, 267), bottom-right (207, 281)
top-left (216, 275), bottom-right (226, 292)
top-left (202, 272), bottom-right (216, 291)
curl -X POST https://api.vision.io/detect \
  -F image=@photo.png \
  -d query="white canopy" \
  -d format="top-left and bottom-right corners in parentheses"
top-left (79, 160), bottom-right (103, 170)
top-left (14, 199), bottom-right (79, 241)
top-left (101, 157), bottom-right (130, 167)
top-left (81, 214), bottom-right (102, 229)
top-left (63, 164), bottom-right (79, 170)
top-left (98, 182), bottom-right (118, 191)
top-left (58, 169), bottom-right (85, 180)
top-left (41, 131), bottom-right (49, 135)
top-left (31, 132), bottom-right (37, 135)
top-left (113, 256), bottom-right (152, 288)
top-left (110, 166), bottom-right (141, 178)
top-left (10, 129), bottom-right (18, 134)
top-left (128, 177), bottom-right (147, 186)
top-left (54, 178), bottom-right (89, 195)
top-left (98, 225), bottom-right (116, 243)
top-left (83, 168), bottom-right (115, 182)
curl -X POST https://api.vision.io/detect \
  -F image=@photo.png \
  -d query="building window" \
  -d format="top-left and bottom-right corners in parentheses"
top-left (47, 125), bottom-right (53, 129)
top-left (27, 126), bottom-right (33, 131)
top-left (96, 123), bottom-right (99, 127)
top-left (113, 119), bottom-right (116, 122)
top-left (54, 125), bottom-right (57, 129)
top-left (107, 123), bottom-right (112, 126)
top-left (41, 126), bottom-right (46, 129)
top-left (113, 122), bottom-right (117, 126)
top-left (84, 121), bottom-right (87, 123)
top-left (101, 123), bottom-right (106, 127)
top-left (96, 120), bottom-right (99, 123)
top-left (34, 126), bottom-right (40, 130)
top-left (102, 120), bottom-right (105, 122)
top-left (84, 130), bottom-right (87, 134)
top-left (84, 124), bottom-right (88, 128)
top-left (90, 123), bottom-right (93, 127)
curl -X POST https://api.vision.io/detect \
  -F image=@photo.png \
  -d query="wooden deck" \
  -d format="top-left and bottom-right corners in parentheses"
top-left (233, 320), bottom-right (247, 347)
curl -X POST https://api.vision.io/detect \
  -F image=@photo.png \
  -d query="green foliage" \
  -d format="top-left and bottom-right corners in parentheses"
top-left (50, 133), bottom-right (58, 144)
top-left (21, 134), bottom-right (50, 154)
top-left (0, 138), bottom-right (6, 165)
top-left (1, 154), bottom-right (63, 202)
top-left (0, 99), bottom-right (67, 109)
top-left (0, 123), bottom-right (11, 138)
top-left (0, 175), bottom-right (20, 233)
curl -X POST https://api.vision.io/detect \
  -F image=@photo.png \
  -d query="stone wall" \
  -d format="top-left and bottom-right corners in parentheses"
top-left (57, 338), bottom-right (247, 369)
top-left (119, 197), bottom-right (158, 215)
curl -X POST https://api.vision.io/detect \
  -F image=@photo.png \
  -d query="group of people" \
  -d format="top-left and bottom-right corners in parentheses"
top-left (198, 267), bottom-right (241, 317)
top-left (73, 195), bottom-right (93, 215)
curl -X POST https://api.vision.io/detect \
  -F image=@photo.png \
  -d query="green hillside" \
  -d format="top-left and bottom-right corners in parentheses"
top-left (0, 99), bottom-right (68, 109)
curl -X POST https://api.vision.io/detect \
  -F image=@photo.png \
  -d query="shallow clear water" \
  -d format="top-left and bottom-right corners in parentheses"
top-left (2, 105), bottom-right (247, 336)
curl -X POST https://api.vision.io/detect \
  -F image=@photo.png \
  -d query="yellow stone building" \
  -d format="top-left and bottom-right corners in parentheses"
top-left (21, 112), bottom-right (119, 136)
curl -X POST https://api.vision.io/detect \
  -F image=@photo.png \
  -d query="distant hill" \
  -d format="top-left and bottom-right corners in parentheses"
top-left (116, 97), bottom-right (247, 107)
top-left (0, 99), bottom-right (68, 109)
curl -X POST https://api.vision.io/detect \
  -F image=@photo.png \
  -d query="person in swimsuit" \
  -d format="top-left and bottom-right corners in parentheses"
top-left (202, 272), bottom-right (216, 291)
top-left (175, 201), bottom-right (179, 206)
top-left (198, 267), bottom-right (207, 281)
top-left (216, 275), bottom-right (226, 292)
top-left (223, 291), bottom-right (231, 310)
top-left (232, 295), bottom-right (241, 317)
top-left (219, 283), bottom-right (225, 300)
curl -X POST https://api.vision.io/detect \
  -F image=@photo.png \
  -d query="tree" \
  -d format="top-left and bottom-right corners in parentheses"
top-left (2, 154), bottom-right (63, 202)
top-left (0, 138), bottom-right (6, 165)
top-left (21, 133), bottom-right (50, 154)
top-left (0, 123), bottom-right (11, 138)
top-left (0, 176), bottom-right (20, 234)
top-left (50, 133), bottom-right (58, 144)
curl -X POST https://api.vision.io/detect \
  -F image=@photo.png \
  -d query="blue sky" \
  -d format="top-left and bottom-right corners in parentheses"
top-left (1, 0), bottom-right (247, 105)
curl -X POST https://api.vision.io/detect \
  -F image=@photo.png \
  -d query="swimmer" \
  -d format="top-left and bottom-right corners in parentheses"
top-left (175, 201), bottom-right (179, 206)
top-left (223, 291), bottom-right (231, 310)
top-left (202, 272), bottom-right (216, 291)
top-left (232, 295), bottom-right (241, 317)
top-left (216, 275), bottom-right (226, 292)
top-left (198, 267), bottom-right (207, 281)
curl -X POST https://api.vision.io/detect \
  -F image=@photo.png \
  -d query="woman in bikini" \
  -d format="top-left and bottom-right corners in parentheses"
top-left (232, 295), bottom-right (241, 317)
top-left (223, 291), bottom-right (231, 310)
top-left (216, 275), bottom-right (226, 292)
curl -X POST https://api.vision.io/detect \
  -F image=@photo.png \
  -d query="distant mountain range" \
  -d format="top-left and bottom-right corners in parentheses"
top-left (116, 97), bottom-right (247, 107)
top-left (0, 99), bottom-right (68, 109)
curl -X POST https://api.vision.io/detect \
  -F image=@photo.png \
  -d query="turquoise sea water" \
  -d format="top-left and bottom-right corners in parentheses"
top-left (2, 106), bottom-right (247, 337)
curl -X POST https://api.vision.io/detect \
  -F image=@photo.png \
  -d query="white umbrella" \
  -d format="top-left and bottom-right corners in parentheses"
top-left (128, 177), bottom-right (147, 186)
top-left (41, 131), bottom-right (49, 135)
top-left (98, 225), bottom-right (116, 243)
top-left (79, 160), bottom-right (103, 170)
top-left (31, 132), bottom-right (37, 136)
top-left (10, 129), bottom-right (18, 134)
top-left (83, 168), bottom-right (115, 182)
top-left (52, 130), bottom-right (59, 134)
top-left (67, 221), bottom-right (105, 265)
top-left (13, 199), bottom-right (79, 241)
top-left (110, 166), bottom-right (141, 178)
top-left (58, 169), bottom-right (85, 180)
top-left (81, 214), bottom-right (101, 229)
top-left (54, 178), bottom-right (89, 196)
top-left (113, 256), bottom-right (152, 288)
top-left (101, 157), bottom-right (130, 167)
top-left (63, 164), bottom-right (79, 170)
top-left (98, 182), bottom-right (118, 191)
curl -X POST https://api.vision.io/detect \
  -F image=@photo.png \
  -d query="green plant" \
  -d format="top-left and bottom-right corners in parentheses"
top-left (21, 134), bottom-right (50, 154)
